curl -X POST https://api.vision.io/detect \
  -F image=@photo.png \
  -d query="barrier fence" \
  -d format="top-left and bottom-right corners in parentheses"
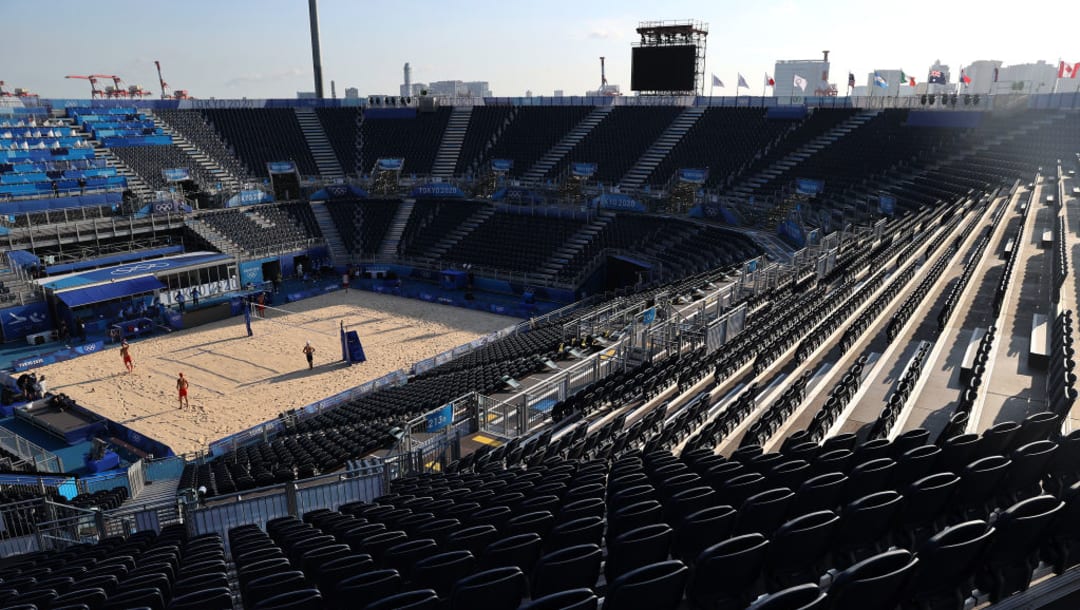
top-left (0, 426), bottom-right (61, 473)
top-left (0, 461), bottom-right (388, 558)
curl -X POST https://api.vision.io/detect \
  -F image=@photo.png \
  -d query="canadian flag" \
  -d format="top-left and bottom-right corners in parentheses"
top-left (1060, 61), bottom-right (1080, 79)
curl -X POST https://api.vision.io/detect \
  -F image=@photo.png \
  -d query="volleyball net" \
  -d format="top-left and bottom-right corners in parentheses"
top-left (244, 300), bottom-right (366, 364)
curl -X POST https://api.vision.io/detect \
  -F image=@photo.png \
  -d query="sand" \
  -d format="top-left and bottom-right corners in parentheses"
top-left (37, 290), bottom-right (515, 455)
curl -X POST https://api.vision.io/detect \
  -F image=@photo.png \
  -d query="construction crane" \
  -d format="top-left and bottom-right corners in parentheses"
top-left (126, 85), bottom-right (153, 98)
top-left (93, 75), bottom-right (125, 98)
top-left (153, 61), bottom-right (191, 99)
top-left (65, 74), bottom-right (104, 98)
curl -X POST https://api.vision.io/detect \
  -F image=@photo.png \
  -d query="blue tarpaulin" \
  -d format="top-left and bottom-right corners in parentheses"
top-left (55, 276), bottom-right (165, 308)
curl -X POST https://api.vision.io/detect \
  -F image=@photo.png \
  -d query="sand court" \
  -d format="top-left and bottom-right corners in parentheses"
top-left (37, 290), bottom-right (514, 454)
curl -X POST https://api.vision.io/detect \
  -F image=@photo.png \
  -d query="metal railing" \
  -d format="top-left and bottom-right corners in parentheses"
top-left (185, 465), bottom-right (384, 553)
top-left (0, 426), bottom-right (61, 473)
top-left (0, 459), bottom-right (388, 558)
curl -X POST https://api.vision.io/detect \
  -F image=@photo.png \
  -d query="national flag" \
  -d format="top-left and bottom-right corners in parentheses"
top-left (765, 73), bottom-right (775, 87)
top-left (1060, 61), bottom-right (1080, 79)
top-left (793, 74), bottom-right (807, 91)
top-left (847, 73), bottom-right (856, 88)
top-left (873, 73), bottom-right (888, 88)
top-left (908, 76), bottom-right (916, 87)
top-left (712, 74), bottom-right (724, 88)
top-left (960, 70), bottom-right (971, 85)
top-left (737, 73), bottom-right (750, 89)
top-left (900, 70), bottom-right (907, 83)
top-left (928, 70), bottom-right (947, 85)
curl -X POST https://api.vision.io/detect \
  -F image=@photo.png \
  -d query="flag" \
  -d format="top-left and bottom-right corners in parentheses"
top-left (793, 74), bottom-right (807, 91)
top-left (847, 73), bottom-right (855, 88)
top-left (993, 67), bottom-right (999, 82)
top-left (737, 73), bottom-right (750, 89)
top-left (873, 73), bottom-right (888, 88)
top-left (908, 76), bottom-right (916, 87)
top-left (960, 69), bottom-right (971, 85)
top-left (928, 70), bottom-right (947, 85)
top-left (712, 74), bottom-right (724, 88)
top-left (765, 73), bottom-right (775, 87)
top-left (900, 70), bottom-right (907, 83)
top-left (1059, 61), bottom-right (1080, 79)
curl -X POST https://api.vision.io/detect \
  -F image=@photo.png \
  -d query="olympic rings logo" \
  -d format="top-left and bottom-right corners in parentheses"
top-left (111, 262), bottom-right (170, 275)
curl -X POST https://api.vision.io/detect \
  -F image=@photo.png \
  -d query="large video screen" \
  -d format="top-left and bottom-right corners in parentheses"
top-left (631, 46), bottom-right (696, 92)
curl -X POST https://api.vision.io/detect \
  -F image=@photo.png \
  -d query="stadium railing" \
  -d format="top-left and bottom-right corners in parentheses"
top-left (0, 460), bottom-right (387, 558)
top-left (0, 426), bottom-right (61, 473)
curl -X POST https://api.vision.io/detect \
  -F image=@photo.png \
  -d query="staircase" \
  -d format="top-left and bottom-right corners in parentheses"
top-left (539, 212), bottom-right (615, 280)
top-left (309, 201), bottom-right (350, 265)
top-left (733, 227), bottom-right (796, 264)
top-left (58, 117), bottom-right (154, 199)
top-left (619, 106), bottom-right (707, 190)
top-left (376, 199), bottom-right (417, 260)
top-left (110, 475), bottom-right (181, 528)
top-left (423, 205), bottom-right (496, 260)
top-left (728, 110), bottom-right (880, 201)
top-left (0, 268), bottom-right (43, 307)
top-left (431, 106), bottom-right (472, 179)
top-left (522, 106), bottom-right (615, 184)
top-left (96, 146), bottom-right (154, 200)
top-left (185, 217), bottom-right (240, 255)
top-left (147, 110), bottom-right (242, 192)
top-left (295, 107), bottom-right (345, 180)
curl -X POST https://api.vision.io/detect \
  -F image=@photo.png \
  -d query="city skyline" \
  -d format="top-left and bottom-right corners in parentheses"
top-left (2, 0), bottom-right (1075, 99)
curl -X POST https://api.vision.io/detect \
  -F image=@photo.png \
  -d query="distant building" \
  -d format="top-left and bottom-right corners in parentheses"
top-left (553, 89), bottom-right (564, 97)
top-left (464, 81), bottom-right (491, 97)
top-left (418, 80), bottom-right (491, 98)
top-left (969, 60), bottom-right (1058, 94)
top-left (296, 91), bottom-right (316, 99)
top-left (401, 63), bottom-right (412, 99)
top-left (773, 59), bottom-right (835, 98)
top-left (344, 87), bottom-right (359, 99)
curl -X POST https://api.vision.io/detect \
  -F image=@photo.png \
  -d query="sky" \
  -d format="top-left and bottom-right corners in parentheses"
top-left (3, 0), bottom-right (1075, 99)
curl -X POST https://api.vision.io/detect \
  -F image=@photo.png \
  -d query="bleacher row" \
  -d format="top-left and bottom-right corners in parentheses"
top-left (198, 202), bottom-right (322, 255)
top-left (0, 524), bottom-right (232, 609)
top-left (1, 110), bottom-right (127, 212)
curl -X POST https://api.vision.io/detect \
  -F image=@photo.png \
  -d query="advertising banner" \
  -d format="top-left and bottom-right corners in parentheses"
top-left (571, 163), bottom-right (598, 178)
top-left (161, 168), bottom-right (191, 182)
top-left (266, 161), bottom-right (297, 174)
top-left (0, 302), bottom-right (51, 342)
top-left (678, 168), bottom-right (709, 184)
top-left (13, 340), bottom-right (105, 372)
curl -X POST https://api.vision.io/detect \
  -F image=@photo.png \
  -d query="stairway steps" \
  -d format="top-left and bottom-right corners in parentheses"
top-left (309, 201), bottom-right (350, 264)
top-left (295, 107), bottom-right (345, 179)
top-left (147, 110), bottom-right (243, 192)
top-left (423, 205), bottom-right (495, 260)
top-left (376, 199), bottom-right (417, 259)
top-left (522, 106), bottom-right (615, 184)
top-left (431, 107), bottom-right (473, 178)
top-left (619, 106), bottom-right (706, 190)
